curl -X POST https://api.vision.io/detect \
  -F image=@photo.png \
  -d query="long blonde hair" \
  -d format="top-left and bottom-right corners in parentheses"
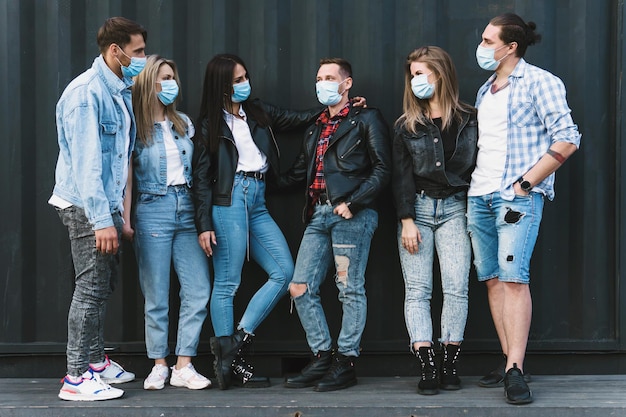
top-left (132, 55), bottom-right (187, 144)
top-left (396, 46), bottom-right (473, 134)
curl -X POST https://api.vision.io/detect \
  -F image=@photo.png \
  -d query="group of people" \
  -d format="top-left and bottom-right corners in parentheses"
top-left (50, 12), bottom-right (580, 406)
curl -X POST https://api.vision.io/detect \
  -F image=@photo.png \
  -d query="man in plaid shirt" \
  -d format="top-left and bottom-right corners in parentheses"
top-left (280, 58), bottom-right (391, 392)
top-left (467, 13), bottom-right (581, 405)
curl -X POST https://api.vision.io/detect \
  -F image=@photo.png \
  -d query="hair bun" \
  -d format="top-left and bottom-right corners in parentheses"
top-left (525, 21), bottom-right (542, 45)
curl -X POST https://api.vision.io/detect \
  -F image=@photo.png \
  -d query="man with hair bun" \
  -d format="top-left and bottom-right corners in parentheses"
top-left (468, 13), bottom-right (581, 404)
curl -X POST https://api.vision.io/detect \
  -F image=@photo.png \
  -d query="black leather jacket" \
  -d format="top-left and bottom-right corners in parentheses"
top-left (392, 109), bottom-right (478, 220)
top-left (192, 99), bottom-right (321, 233)
top-left (278, 105), bottom-right (392, 223)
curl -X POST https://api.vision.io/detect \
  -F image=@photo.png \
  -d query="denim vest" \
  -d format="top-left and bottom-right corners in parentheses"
top-left (133, 113), bottom-right (194, 195)
top-left (52, 55), bottom-right (135, 230)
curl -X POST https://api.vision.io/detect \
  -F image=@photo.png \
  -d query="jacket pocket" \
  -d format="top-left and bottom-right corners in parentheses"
top-left (100, 122), bottom-right (118, 152)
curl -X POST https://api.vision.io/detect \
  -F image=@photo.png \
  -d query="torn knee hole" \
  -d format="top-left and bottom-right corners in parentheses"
top-left (289, 283), bottom-right (307, 298)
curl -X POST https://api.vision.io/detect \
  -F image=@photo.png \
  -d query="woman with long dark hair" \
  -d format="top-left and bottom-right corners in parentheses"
top-left (192, 54), bottom-right (322, 389)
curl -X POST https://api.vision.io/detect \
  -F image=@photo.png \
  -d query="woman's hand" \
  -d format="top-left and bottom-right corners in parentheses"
top-left (401, 218), bottom-right (421, 254)
top-left (121, 223), bottom-right (134, 241)
top-left (198, 231), bottom-right (217, 257)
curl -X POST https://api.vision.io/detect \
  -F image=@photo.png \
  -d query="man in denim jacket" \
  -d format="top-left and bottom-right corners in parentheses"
top-left (50, 17), bottom-right (146, 402)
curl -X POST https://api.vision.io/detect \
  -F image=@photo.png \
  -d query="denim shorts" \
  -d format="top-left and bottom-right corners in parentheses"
top-left (467, 192), bottom-right (544, 284)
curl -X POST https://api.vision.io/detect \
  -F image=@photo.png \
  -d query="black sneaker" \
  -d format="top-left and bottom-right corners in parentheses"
top-left (478, 355), bottom-right (531, 388)
top-left (504, 363), bottom-right (533, 405)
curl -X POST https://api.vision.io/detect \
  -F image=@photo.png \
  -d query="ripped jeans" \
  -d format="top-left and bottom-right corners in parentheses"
top-left (290, 204), bottom-right (377, 357)
top-left (467, 192), bottom-right (544, 284)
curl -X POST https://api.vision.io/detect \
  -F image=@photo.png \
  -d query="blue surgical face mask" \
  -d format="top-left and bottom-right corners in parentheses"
top-left (116, 46), bottom-right (146, 78)
top-left (316, 79), bottom-right (347, 106)
top-left (476, 44), bottom-right (509, 71)
top-left (411, 73), bottom-right (435, 99)
top-left (157, 79), bottom-right (179, 106)
top-left (232, 80), bottom-right (251, 103)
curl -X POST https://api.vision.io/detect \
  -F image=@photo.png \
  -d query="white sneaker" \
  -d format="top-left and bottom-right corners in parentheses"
top-left (90, 355), bottom-right (135, 384)
top-left (58, 370), bottom-right (124, 401)
top-left (144, 364), bottom-right (170, 390)
top-left (169, 363), bottom-right (211, 390)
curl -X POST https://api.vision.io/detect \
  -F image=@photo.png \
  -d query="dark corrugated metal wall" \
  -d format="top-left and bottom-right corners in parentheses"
top-left (1, 0), bottom-right (624, 365)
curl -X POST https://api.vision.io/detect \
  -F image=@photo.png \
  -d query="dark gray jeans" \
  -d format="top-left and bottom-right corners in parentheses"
top-left (57, 206), bottom-right (122, 377)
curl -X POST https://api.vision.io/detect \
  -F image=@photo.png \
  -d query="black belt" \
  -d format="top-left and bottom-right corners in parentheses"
top-left (237, 171), bottom-right (265, 181)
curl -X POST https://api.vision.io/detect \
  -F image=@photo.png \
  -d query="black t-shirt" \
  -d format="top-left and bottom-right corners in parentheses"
top-left (433, 117), bottom-right (458, 162)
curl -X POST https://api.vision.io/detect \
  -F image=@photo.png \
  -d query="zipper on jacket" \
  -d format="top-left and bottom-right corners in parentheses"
top-left (268, 126), bottom-right (280, 158)
top-left (339, 139), bottom-right (362, 159)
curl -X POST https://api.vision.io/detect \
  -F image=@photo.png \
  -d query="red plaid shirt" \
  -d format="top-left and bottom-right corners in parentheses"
top-left (309, 102), bottom-right (351, 201)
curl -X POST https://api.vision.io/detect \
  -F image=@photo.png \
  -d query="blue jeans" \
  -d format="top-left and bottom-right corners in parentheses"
top-left (467, 192), bottom-right (544, 284)
top-left (398, 192), bottom-right (470, 346)
top-left (133, 185), bottom-right (211, 358)
top-left (210, 174), bottom-right (293, 337)
top-left (291, 204), bottom-right (378, 357)
top-left (57, 206), bottom-right (123, 377)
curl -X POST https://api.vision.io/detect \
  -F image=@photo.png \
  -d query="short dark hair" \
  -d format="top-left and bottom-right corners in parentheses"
top-left (490, 13), bottom-right (541, 57)
top-left (319, 58), bottom-right (352, 79)
top-left (96, 17), bottom-right (147, 53)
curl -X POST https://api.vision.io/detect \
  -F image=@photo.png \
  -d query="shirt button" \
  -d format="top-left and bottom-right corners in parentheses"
top-left (182, 150), bottom-right (186, 154)
top-left (434, 138), bottom-right (439, 143)
top-left (435, 161), bottom-right (442, 167)
top-left (175, 136), bottom-right (179, 140)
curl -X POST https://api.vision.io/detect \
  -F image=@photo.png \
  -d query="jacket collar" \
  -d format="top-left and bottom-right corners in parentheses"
top-left (93, 54), bottom-right (133, 96)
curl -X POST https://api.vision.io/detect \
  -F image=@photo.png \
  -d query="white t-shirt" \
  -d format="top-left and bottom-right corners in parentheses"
top-left (159, 117), bottom-right (195, 186)
top-left (468, 88), bottom-right (510, 196)
top-left (223, 107), bottom-right (268, 173)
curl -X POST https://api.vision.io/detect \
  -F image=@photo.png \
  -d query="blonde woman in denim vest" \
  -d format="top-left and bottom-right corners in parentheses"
top-left (123, 55), bottom-right (211, 391)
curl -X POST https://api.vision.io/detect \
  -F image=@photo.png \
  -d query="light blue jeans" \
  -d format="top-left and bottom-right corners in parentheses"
top-left (133, 185), bottom-right (211, 358)
top-left (398, 192), bottom-right (470, 346)
top-left (291, 204), bottom-right (378, 357)
top-left (467, 192), bottom-right (544, 284)
top-left (210, 174), bottom-right (293, 337)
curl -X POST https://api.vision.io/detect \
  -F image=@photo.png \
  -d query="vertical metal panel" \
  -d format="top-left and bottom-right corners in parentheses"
top-left (0, 0), bottom-right (623, 366)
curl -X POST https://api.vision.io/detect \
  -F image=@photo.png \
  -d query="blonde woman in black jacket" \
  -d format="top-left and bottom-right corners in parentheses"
top-left (392, 46), bottom-right (478, 395)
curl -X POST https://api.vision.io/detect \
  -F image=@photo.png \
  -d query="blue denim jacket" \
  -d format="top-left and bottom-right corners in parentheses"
top-left (53, 55), bottom-right (135, 230)
top-left (133, 113), bottom-right (194, 194)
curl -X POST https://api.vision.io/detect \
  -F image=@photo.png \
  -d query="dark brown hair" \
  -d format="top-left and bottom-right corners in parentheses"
top-left (198, 54), bottom-right (270, 153)
top-left (96, 17), bottom-right (147, 54)
top-left (319, 57), bottom-right (353, 79)
top-left (490, 13), bottom-right (541, 57)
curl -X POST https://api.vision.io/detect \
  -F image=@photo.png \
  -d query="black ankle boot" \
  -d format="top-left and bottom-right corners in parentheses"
top-left (284, 350), bottom-right (332, 388)
top-left (210, 330), bottom-right (247, 390)
top-left (231, 354), bottom-right (271, 388)
top-left (313, 353), bottom-right (357, 392)
top-left (416, 346), bottom-right (439, 395)
top-left (440, 344), bottom-right (461, 390)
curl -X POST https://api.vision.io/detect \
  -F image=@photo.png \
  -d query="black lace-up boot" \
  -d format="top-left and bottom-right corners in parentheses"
top-left (439, 343), bottom-right (461, 390)
top-left (284, 350), bottom-right (332, 388)
top-left (416, 346), bottom-right (439, 395)
top-left (313, 353), bottom-right (357, 392)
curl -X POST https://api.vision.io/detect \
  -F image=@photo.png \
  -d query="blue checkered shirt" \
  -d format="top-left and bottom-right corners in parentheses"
top-left (475, 59), bottom-right (581, 201)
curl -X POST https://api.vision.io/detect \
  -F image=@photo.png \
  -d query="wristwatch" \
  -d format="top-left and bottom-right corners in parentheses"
top-left (517, 176), bottom-right (532, 192)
